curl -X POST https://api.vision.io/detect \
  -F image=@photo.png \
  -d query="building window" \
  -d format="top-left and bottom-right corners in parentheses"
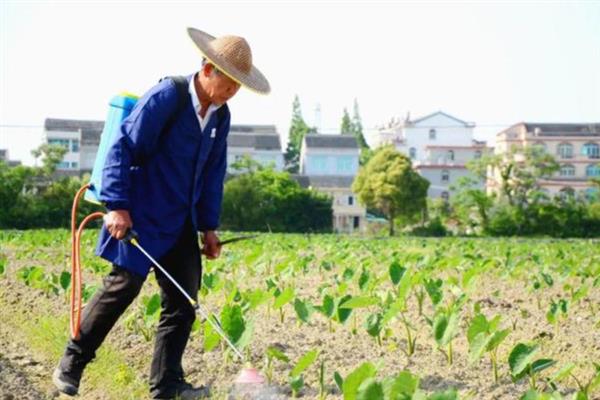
top-left (447, 150), bottom-right (455, 161)
top-left (353, 216), bottom-right (360, 229)
top-left (586, 164), bottom-right (600, 177)
top-left (559, 164), bottom-right (575, 177)
top-left (48, 138), bottom-right (70, 149)
top-left (582, 142), bottom-right (600, 159)
top-left (558, 187), bottom-right (575, 199)
top-left (474, 150), bottom-right (482, 159)
top-left (429, 129), bottom-right (436, 140)
top-left (336, 155), bottom-right (355, 174)
top-left (348, 196), bottom-right (354, 205)
top-left (71, 139), bottom-right (80, 152)
top-left (310, 155), bottom-right (328, 173)
top-left (409, 147), bottom-right (416, 160)
top-left (557, 143), bottom-right (573, 159)
top-left (441, 191), bottom-right (449, 201)
top-left (441, 169), bottom-right (450, 182)
top-left (56, 161), bottom-right (70, 169)
top-left (71, 162), bottom-right (78, 169)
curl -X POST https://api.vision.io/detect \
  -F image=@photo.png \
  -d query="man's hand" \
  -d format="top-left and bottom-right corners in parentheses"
top-left (103, 210), bottom-right (133, 240)
top-left (202, 231), bottom-right (221, 260)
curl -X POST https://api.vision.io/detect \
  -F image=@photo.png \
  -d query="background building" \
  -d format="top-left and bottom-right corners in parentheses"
top-left (227, 124), bottom-right (284, 172)
top-left (494, 122), bottom-right (600, 198)
top-left (297, 134), bottom-right (366, 233)
top-left (44, 118), bottom-right (104, 175)
top-left (374, 111), bottom-right (491, 199)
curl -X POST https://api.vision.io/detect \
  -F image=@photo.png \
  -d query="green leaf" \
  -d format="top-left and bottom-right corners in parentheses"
top-left (291, 349), bottom-right (318, 377)
top-left (220, 304), bottom-right (246, 344)
top-left (293, 298), bottom-right (311, 323)
top-left (357, 378), bottom-right (384, 400)
top-left (509, 343), bottom-right (539, 377)
top-left (434, 312), bottom-right (459, 346)
top-left (427, 389), bottom-right (458, 400)
top-left (342, 362), bottom-right (377, 400)
top-left (530, 359), bottom-right (556, 374)
top-left (424, 278), bottom-right (443, 306)
top-left (549, 363), bottom-right (575, 383)
top-left (0, 256), bottom-right (6, 275)
top-left (486, 329), bottom-right (510, 352)
top-left (145, 294), bottom-right (161, 316)
top-left (365, 313), bottom-right (383, 337)
top-left (274, 287), bottom-right (294, 309)
top-left (339, 296), bottom-right (379, 309)
top-left (334, 371), bottom-right (344, 391)
top-left (386, 371), bottom-right (419, 399)
top-left (203, 320), bottom-right (221, 351)
top-left (290, 374), bottom-right (304, 395)
top-left (59, 271), bottom-right (71, 291)
top-left (266, 346), bottom-right (290, 363)
top-left (336, 295), bottom-right (353, 323)
top-left (389, 261), bottom-right (405, 285)
top-left (317, 294), bottom-right (335, 318)
top-left (468, 332), bottom-right (491, 364)
top-left (358, 269), bottom-right (370, 291)
top-left (467, 313), bottom-right (489, 344)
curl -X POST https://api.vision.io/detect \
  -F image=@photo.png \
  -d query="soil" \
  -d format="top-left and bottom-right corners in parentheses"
top-left (0, 235), bottom-right (598, 399)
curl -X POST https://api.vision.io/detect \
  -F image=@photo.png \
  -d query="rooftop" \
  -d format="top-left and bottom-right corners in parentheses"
top-left (304, 134), bottom-right (359, 149)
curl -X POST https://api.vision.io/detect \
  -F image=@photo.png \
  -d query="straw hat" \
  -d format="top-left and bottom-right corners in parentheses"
top-left (187, 27), bottom-right (270, 95)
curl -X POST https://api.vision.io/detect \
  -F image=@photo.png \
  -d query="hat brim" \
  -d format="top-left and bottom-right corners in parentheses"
top-left (187, 27), bottom-right (271, 95)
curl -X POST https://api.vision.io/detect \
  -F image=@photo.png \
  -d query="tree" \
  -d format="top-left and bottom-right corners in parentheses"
top-left (351, 98), bottom-right (368, 150)
top-left (471, 146), bottom-right (559, 207)
top-left (449, 176), bottom-right (495, 234)
top-left (340, 108), bottom-right (352, 135)
top-left (221, 160), bottom-right (332, 232)
top-left (31, 143), bottom-right (68, 176)
top-left (284, 95), bottom-right (313, 173)
top-left (352, 146), bottom-right (429, 236)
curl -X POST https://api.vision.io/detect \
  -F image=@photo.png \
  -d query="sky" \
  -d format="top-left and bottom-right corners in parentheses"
top-left (1, 0), bottom-right (599, 165)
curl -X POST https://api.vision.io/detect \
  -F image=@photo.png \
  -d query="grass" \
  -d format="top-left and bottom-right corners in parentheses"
top-left (0, 286), bottom-right (149, 399)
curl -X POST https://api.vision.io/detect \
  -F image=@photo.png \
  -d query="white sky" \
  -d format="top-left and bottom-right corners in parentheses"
top-left (1, 0), bottom-right (599, 165)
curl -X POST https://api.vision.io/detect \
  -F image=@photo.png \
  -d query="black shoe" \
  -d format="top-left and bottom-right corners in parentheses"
top-left (153, 381), bottom-right (210, 400)
top-left (52, 367), bottom-right (79, 396)
top-left (52, 351), bottom-right (88, 396)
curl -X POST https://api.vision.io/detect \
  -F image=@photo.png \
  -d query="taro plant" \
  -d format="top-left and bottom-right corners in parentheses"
top-left (334, 363), bottom-right (459, 400)
top-left (467, 312), bottom-right (510, 382)
top-left (273, 286), bottom-right (295, 323)
top-left (546, 298), bottom-right (568, 337)
top-left (123, 293), bottom-right (161, 341)
top-left (548, 362), bottom-right (600, 400)
top-left (431, 294), bottom-right (466, 365)
top-left (289, 349), bottom-right (319, 397)
top-left (508, 342), bottom-right (556, 390)
top-left (263, 345), bottom-right (289, 383)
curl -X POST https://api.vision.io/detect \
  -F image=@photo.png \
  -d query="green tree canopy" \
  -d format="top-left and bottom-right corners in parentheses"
top-left (284, 95), bottom-right (313, 173)
top-left (352, 146), bottom-right (429, 236)
top-left (222, 157), bottom-right (332, 232)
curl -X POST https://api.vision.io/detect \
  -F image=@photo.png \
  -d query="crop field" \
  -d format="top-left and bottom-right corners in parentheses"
top-left (0, 230), bottom-right (599, 399)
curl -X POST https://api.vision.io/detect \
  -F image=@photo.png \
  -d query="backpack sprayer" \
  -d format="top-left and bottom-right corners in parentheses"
top-left (70, 88), bottom-right (268, 393)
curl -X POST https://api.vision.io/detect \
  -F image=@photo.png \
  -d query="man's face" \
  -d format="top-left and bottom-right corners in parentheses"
top-left (201, 64), bottom-right (241, 106)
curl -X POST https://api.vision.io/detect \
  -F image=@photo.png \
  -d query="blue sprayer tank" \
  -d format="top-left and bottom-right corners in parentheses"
top-left (85, 93), bottom-right (139, 204)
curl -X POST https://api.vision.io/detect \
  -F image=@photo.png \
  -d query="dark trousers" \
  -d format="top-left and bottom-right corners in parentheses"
top-left (59, 221), bottom-right (202, 398)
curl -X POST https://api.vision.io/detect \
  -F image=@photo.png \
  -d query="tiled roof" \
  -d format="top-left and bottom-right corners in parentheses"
top-left (304, 134), bottom-right (359, 149)
top-left (227, 133), bottom-right (281, 150)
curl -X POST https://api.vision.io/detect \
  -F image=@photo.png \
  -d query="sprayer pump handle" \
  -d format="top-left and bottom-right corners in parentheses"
top-left (122, 229), bottom-right (139, 243)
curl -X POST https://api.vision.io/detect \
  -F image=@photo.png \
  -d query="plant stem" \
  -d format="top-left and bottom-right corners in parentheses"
top-left (448, 341), bottom-right (453, 365)
top-left (490, 351), bottom-right (498, 383)
top-left (279, 308), bottom-right (284, 324)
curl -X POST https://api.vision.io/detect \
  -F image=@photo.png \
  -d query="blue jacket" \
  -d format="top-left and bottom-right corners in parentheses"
top-left (95, 75), bottom-right (230, 277)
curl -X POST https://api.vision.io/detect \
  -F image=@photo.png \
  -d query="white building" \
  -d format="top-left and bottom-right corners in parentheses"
top-left (374, 111), bottom-right (491, 199)
top-left (227, 124), bottom-right (284, 172)
top-left (298, 134), bottom-right (366, 233)
top-left (44, 118), bottom-right (104, 175)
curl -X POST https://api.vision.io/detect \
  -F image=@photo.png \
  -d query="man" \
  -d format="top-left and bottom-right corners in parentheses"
top-left (52, 27), bottom-right (270, 400)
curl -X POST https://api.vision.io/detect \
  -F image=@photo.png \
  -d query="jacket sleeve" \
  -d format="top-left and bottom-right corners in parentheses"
top-left (99, 80), bottom-right (178, 211)
top-left (196, 109), bottom-right (230, 231)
